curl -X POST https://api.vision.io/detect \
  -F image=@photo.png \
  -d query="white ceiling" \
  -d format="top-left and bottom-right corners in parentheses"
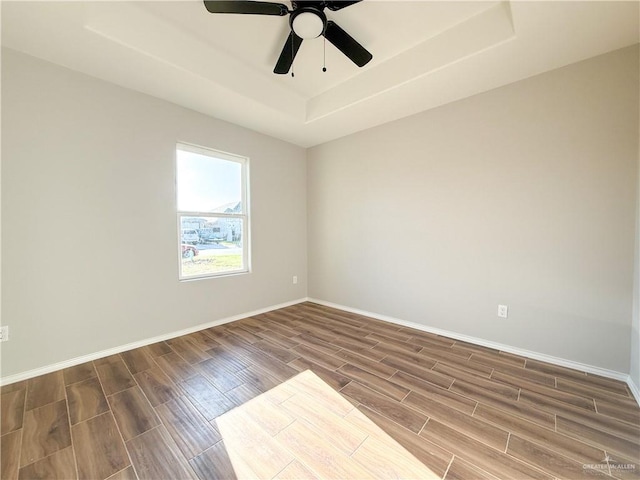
top-left (2, 1), bottom-right (638, 147)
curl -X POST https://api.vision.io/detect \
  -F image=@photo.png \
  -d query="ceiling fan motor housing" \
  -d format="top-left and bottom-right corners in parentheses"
top-left (290, 6), bottom-right (327, 39)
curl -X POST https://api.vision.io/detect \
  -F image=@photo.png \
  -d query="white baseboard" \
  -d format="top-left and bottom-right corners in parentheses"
top-left (0, 297), bottom-right (308, 386)
top-left (308, 298), bottom-right (640, 405)
top-left (6, 296), bottom-right (639, 407)
top-left (628, 376), bottom-right (640, 406)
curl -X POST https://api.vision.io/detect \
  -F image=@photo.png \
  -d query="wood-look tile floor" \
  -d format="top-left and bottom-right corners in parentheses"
top-left (2, 302), bottom-right (639, 479)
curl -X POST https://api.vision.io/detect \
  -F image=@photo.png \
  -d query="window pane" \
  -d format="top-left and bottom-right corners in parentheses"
top-left (177, 148), bottom-right (242, 213)
top-left (180, 216), bottom-right (245, 278)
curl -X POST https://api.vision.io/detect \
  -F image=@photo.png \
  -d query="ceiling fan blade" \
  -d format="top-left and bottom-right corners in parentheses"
top-left (274, 32), bottom-right (304, 74)
top-left (323, 20), bottom-right (372, 67)
top-left (203, 1), bottom-right (288, 16)
top-left (325, 1), bottom-right (362, 11)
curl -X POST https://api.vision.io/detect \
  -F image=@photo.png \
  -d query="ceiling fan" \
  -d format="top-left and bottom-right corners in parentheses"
top-left (203, 1), bottom-right (373, 74)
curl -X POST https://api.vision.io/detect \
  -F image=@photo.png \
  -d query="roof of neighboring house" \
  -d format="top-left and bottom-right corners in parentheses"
top-left (211, 201), bottom-right (242, 214)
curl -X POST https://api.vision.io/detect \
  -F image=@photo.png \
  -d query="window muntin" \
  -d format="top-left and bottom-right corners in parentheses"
top-left (177, 143), bottom-right (249, 280)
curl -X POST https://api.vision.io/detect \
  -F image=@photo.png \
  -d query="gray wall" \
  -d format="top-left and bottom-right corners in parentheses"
top-left (1, 49), bottom-right (307, 378)
top-left (308, 45), bottom-right (639, 373)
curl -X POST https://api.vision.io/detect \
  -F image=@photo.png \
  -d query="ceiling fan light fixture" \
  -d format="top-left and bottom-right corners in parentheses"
top-left (291, 10), bottom-right (325, 39)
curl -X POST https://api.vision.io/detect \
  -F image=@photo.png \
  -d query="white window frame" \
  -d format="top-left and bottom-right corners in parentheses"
top-left (176, 142), bottom-right (250, 281)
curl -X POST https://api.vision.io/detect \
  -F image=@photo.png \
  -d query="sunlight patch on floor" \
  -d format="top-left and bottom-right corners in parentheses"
top-left (216, 370), bottom-right (441, 479)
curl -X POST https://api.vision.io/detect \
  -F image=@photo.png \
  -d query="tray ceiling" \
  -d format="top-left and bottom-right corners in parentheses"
top-left (2, 1), bottom-right (638, 147)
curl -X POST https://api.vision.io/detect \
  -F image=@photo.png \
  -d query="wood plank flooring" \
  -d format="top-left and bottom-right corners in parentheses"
top-left (1, 302), bottom-right (639, 479)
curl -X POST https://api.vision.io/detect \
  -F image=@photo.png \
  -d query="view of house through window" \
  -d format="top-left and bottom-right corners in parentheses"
top-left (176, 143), bottom-right (249, 279)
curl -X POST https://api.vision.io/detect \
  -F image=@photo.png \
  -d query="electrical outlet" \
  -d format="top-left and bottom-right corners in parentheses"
top-left (498, 305), bottom-right (508, 318)
top-left (293, 276), bottom-right (298, 285)
top-left (0, 326), bottom-right (9, 342)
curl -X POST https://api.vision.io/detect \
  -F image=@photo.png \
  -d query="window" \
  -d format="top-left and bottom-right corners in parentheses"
top-left (176, 143), bottom-right (249, 280)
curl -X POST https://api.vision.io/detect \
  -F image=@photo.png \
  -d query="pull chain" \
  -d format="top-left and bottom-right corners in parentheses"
top-left (291, 33), bottom-right (295, 77)
top-left (322, 35), bottom-right (327, 72)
